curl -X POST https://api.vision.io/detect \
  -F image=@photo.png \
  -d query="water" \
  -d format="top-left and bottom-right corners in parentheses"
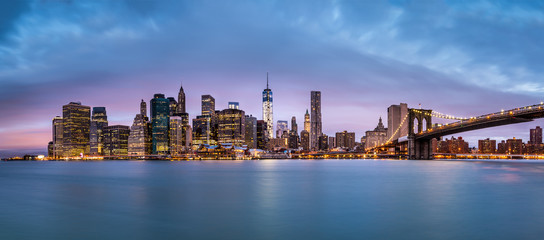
top-left (1, 159), bottom-right (544, 240)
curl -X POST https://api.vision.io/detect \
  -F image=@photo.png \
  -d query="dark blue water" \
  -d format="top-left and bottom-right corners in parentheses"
top-left (1, 160), bottom-right (544, 239)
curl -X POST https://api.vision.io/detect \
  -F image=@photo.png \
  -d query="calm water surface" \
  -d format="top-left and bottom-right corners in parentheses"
top-left (1, 159), bottom-right (544, 240)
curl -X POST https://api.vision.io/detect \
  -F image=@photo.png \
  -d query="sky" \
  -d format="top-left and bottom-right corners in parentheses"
top-left (1, 0), bottom-right (544, 156)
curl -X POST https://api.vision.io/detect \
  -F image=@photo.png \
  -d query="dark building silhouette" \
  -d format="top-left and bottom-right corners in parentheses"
top-left (256, 120), bottom-right (268, 150)
top-left (90, 107), bottom-right (108, 156)
top-left (530, 126), bottom-right (542, 145)
top-left (103, 125), bottom-right (130, 156)
top-left (151, 94), bottom-right (170, 155)
top-left (310, 91), bottom-right (322, 150)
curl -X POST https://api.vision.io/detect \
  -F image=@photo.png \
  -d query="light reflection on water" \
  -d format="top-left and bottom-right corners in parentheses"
top-left (1, 159), bottom-right (544, 240)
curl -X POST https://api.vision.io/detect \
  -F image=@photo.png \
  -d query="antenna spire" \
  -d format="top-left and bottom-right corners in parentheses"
top-left (266, 72), bottom-right (269, 89)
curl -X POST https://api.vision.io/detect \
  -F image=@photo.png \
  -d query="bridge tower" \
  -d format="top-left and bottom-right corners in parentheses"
top-left (407, 108), bottom-right (433, 159)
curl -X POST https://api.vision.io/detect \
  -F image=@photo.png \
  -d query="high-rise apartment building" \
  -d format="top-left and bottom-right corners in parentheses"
top-left (169, 116), bottom-right (183, 156)
top-left (530, 126), bottom-right (542, 145)
top-left (245, 115), bottom-right (257, 149)
top-left (310, 91), bottom-right (322, 150)
top-left (90, 107), bottom-right (108, 155)
top-left (62, 102), bottom-right (91, 157)
top-left (151, 94), bottom-right (170, 155)
top-left (478, 138), bottom-right (496, 154)
top-left (128, 113), bottom-right (151, 156)
top-left (336, 131), bottom-right (356, 149)
top-left (256, 120), bottom-right (268, 149)
top-left (301, 130), bottom-right (310, 151)
top-left (262, 73), bottom-right (273, 140)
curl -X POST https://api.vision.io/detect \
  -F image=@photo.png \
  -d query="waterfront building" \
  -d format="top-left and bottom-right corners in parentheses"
top-left (310, 91), bottom-right (322, 150)
top-left (167, 97), bottom-right (177, 117)
top-left (52, 116), bottom-right (63, 159)
top-left (90, 107), bottom-right (108, 156)
top-left (169, 116), bottom-right (183, 156)
top-left (267, 138), bottom-right (288, 151)
top-left (228, 102), bottom-right (240, 110)
top-left (288, 131), bottom-right (299, 149)
top-left (47, 141), bottom-right (53, 158)
top-left (301, 130), bottom-right (310, 151)
top-left (478, 138), bottom-right (496, 154)
top-left (262, 73), bottom-right (273, 140)
top-left (140, 99), bottom-right (147, 117)
top-left (256, 120), bottom-right (268, 150)
top-left (304, 109), bottom-right (310, 132)
top-left (62, 102), bottom-right (91, 157)
top-left (218, 108), bottom-right (246, 146)
top-left (151, 94), bottom-right (170, 155)
top-left (364, 117), bottom-right (388, 150)
top-left (387, 103), bottom-right (409, 141)
top-left (103, 125), bottom-right (130, 156)
top-left (336, 131), bottom-right (356, 150)
top-left (179, 113), bottom-right (192, 151)
top-left (192, 115), bottom-right (215, 146)
top-left (506, 138), bottom-right (523, 154)
top-left (318, 134), bottom-right (328, 151)
top-left (245, 115), bottom-right (257, 149)
top-left (328, 136), bottom-right (336, 149)
top-left (276, 120), bottom-right (289, 138)
top-left (497, 140), bottom-right (506, 154)
top-left (436, 136), bottom-right (469, 154)
top-left (128, 113), bottom-right (151, 156)
top-left (530, 126), bottom-right (542, 145)
top-left (176, 84), bottom-right (186, 115)
top-left (202, 95), bottom-right (215, 116)
top-left (360, 136), bottom-right (366, 150)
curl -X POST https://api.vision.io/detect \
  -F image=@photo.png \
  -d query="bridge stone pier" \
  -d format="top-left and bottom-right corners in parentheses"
top-left (407, 108), bottom-right (434, 160)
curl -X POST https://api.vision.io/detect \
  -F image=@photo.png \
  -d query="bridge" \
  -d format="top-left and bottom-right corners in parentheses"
top-left (369, 102), bottom-right (544, 160)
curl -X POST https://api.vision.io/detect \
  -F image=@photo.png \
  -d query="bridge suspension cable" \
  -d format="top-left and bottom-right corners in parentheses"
top-left (384, 113), bottom-right (409, 145)
top-left (411, 109), bottom-right (469, 120)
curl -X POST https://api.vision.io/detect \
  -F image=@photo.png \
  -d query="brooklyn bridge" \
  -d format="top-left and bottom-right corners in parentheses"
top-left (368, 102), bottom-right (544, 160)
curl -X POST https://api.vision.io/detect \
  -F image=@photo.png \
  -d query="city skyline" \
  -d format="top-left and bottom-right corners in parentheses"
top-left (1, 1), bottom-right (544, 154)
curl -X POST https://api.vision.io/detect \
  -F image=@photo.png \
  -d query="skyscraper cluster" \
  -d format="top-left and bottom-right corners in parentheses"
top-left (49, 74), bottom-right (331, 159)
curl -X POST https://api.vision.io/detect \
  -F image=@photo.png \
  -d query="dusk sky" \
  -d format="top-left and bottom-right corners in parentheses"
top-left (1, 0), bottom-right (544, 155)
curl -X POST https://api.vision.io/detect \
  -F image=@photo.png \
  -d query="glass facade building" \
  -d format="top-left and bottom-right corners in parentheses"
top-left (62, 102), bottom-right (91, 157)
top-left (151, 94), bottom-right (170, 155)
top-left (90, 107), bottom-right (108, 156)
top-left (103, 125), bottom-right (130, 156)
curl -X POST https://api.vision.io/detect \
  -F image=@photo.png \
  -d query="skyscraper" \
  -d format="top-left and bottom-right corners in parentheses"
top-left (387, 103), bottom-right (408, 141)
top-left (218, 108), bottom-right (246, 146)
top-left (151, 94), bottom-right (170, 155)
top-left (336, 131), bottom-right (356, 149)
top-left (256, 120), bottom-right (268, 150)
top-left (140, 99), bottom-right (147, 117)
top-left (176, 84), bottom-right (186, 115)
top-left (262, 73), bottom-right (273, 140)
top-left (530, 126), bottom-right (542, 144)
top-left (245, 115), bottom-right (257, 149)
top-left (90, 107), bottom-right (108, 156)
top-left (304, 109), bottom-right (310, 132)
top-left (128, 113), bottom-right (152, 156)
top-left (310, 91), bottom-right (322, 150)
top-left (103, 125), bottom-right (130, 156)
top-left (62, 102), bottom-right (91, 157)
top-left (169, 116), bottom-right (183, 156)
top-left (291, 116), bottom-right (298, 134)
top-left (301, 130), bottom-right (310, 151)
top-left (52, 116), bottom-right (63, 159)
top-left (202, 95), bottom-right (215, 116)
top-left (167, 97), bottom-right (177, 117)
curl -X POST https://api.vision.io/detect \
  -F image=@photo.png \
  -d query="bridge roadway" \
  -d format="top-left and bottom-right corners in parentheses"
top-left (416, 103), bottom-right (544, 140)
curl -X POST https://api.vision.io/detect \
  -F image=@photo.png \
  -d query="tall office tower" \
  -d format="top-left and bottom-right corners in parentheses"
top-left (262, 73), bottom-right (273, 140)
top-left (387, 103), bottom-right (408, 140)
top-left (530, 126), bottom-right (543, 144)
top-left (179, 113), bottom-right (191, 151)
top-left (62, 102), bottom-right (91, 157)
top-left (103, 125), bottom-right (130, 156)
top-left (151, 94), bottom-right (170, 155)
top-left (288, 131), bottom-right (299, 149)
top-left (128, 113), bottom-right (152, 156)
top-left (169, 116), bottom-right (183, 156)
top-left (176, 84), bottom-right (186, 115)
top-left (218, 108), bottom-right (246, 146)
top-left (192, 116), bottom-right (213, 146)
top-left (304, 109), bottom-right (310, 132)
top-left (318, 134), bottom-right (328, 151)
top-left (291, 116), bottom-right (298, 134)
top-left (202, 95), bottom-right (215, 116)
top-left (300, 130), bottom-right (310, 151)
top-left (245, 115), bottom-right (257, 149)
top-left (228, 102), bottom-right (240, 110)
top-left (90, 107), bottom-right (108, 156)
top-left (140, 99), bottom-right (147, 117)
top-left (310, 91), bottom-right (322, 150)
top-left (52, 116), bottom-right (63, 159)
top-left (167, 97), bottom-right (177, 117)
top-left (256, 120), bottom-right (268, 149)
top-left (276, 120), bottom-right (289, 138)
